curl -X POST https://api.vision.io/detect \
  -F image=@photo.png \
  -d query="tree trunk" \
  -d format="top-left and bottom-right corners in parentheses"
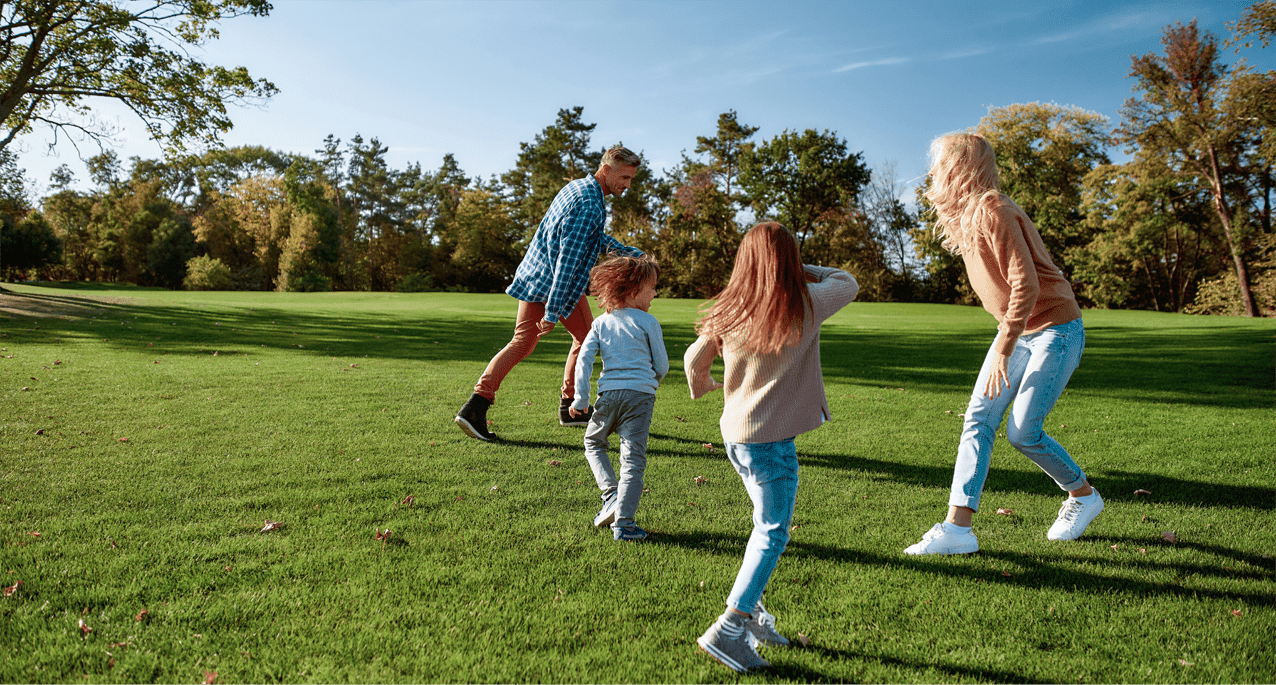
top-left (1204, 147), bottom-right (1258, 316)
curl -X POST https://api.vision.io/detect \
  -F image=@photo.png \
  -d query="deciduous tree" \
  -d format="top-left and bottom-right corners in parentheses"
top-left (1118, 20), bottom-right (1271, 316)
top-left (0, 0), bottom-right (277, 155)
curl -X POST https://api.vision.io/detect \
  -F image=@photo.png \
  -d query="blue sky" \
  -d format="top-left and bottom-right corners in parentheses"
top-left (13, 0), bottom-right (1272, 200)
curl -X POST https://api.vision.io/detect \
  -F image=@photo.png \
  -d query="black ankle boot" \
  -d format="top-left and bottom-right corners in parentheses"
top-left (559, 397), bottom-right (593, 427)
top-left (455, 393), bottom-right (495, 441)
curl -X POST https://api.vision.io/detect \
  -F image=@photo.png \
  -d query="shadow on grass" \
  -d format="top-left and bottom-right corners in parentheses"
top-left (799, 450), bottom-right (1275, 511)
top-left (819, 325), bottom-right (1274, 410)
top-left (652, 532), bottom-right (1276, 606)
top-left (5, 289), bottom-right (1271, 410)
top-left (770, 646), bottom-right (1051, 684)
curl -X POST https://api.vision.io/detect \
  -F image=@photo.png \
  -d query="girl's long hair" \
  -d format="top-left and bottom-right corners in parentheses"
top-left (695, 222), bottom-right (810, 355)
top-left (923, 132), bottom-right (1001, 255)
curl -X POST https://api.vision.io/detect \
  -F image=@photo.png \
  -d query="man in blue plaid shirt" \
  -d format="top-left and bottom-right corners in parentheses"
top-left (455, 146), bottom-right (646, 441)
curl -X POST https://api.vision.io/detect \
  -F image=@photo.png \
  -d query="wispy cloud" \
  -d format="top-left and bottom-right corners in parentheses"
top-left (1030, 10), bottom-right (1163, 46)
top-left (938, 47), bottom-right (993, 61)
top-left (834, 57), bottom-right (910, 73)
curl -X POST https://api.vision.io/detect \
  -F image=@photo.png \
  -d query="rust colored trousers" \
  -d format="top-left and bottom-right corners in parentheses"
top-left (473, 296), bottom-right (595, 403)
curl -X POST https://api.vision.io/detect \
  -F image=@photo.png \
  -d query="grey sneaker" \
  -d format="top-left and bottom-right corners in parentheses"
top-left (613, 525), bottom-right (648, 541)
top-left (593, 496), bottom-right (618, 528)
top-left (1047, 489), bottom-right (1104, 541)
top-left (747, 603), bottom-right (789, 647)
top-left (697, 614), bottom-right (770, 673)
top-left (904, 522), bottom-right (979, 555)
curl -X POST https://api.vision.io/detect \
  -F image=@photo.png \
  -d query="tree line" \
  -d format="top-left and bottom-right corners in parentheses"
top-left (1, 7), bottom-right (1272, 315)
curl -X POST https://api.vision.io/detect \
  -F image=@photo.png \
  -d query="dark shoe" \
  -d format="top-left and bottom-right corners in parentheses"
top-left (559, 398), bottom-right (592, 427)
top-left (455, 393), bottom-right (495, 441)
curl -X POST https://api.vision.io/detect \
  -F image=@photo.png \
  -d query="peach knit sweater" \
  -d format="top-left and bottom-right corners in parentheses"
top-left (684, 265), bottom-right (859, 444)
top-left (961, 193), bottom-right (1081, 356)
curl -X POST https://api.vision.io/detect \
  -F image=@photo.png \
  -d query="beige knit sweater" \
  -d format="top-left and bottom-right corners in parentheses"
top-left (962, 194), bottom-right (1081, 356)
top-left (684, 265), bottom-right (859, 444)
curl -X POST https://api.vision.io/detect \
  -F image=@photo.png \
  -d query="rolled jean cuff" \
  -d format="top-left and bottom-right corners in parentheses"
top-left (1057, 474), bottom-right (1088, 493)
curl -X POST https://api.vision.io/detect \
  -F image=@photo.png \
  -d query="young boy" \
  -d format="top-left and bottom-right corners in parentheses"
top-left (570, 255), bottom-right (667, 541)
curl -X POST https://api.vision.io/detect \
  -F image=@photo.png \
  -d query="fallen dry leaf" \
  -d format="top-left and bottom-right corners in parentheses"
top-left (1137, 548), bottom-right (1147, 554)
top-left (1161, 531), bottom-right (1178, 543)
top-left (1178, 659), bottom-right (1194, 667)
top-left (27, 531), bottom-right (40, 537)
top-left (3, 580), bottom-right (20, 597)
top-left (401, 495), bottom-right (415, 507)
top-left (204, 670), bottom-right (218, 684)
top-left (1231, 609), bottom-right (1243, 617)
top-left (1134, 489), bottom-right (1152, 496)
top-left (694, 475), bottom-right (707, 485)
top-left (260, 520), bottom-right (282, 533)
top-left (995, 508), bottom-right (1014, 515)
top-left (375, 529), bottom-right (392, 541)
top-left (674, 415), bottom-right (687, 422)
top-left (547, 460), bottom-right (562, 466)
top-left (797, 633), bottom-right (812, 647)
top-left (1110, 544), bottom-right (1120, 550)
top-left (78, 618), bottom-right (91, 636)
top-left (701, 442), bottom-right (717, 453)
top-left (34, 429), bottom-right (43, 435)
top-left (118, 437), bottom-right (129, 443)
top-left (136, 609), bottom-right (149, 621)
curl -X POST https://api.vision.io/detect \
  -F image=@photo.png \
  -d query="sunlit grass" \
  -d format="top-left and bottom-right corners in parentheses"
top-left (1, 283), bottom-right (1272, 683)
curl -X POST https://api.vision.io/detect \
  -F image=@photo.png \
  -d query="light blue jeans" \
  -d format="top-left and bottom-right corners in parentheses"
top-left (583, 389), bottom-right (655, 529)
top-left (723, 439), bottom-right (798, 614)
top-left (950, 318), bottom-right (1087, 512)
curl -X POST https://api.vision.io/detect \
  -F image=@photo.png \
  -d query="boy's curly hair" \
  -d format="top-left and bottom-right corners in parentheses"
top-left (590, 254), bottom-right (660, 312)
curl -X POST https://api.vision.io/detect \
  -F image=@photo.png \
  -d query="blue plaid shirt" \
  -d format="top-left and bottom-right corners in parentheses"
top-left (506, 175), bottom-right (643, 323)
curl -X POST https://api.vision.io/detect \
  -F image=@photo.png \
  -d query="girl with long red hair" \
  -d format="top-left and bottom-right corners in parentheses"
top-left (685, 222), bottom-right (859, 673)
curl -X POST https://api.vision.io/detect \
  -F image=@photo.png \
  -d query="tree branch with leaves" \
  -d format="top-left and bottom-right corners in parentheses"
top-left (0, 0), bottom-right (277, 157)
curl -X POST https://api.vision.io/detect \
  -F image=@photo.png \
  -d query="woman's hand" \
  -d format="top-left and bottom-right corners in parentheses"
top-left (984, 352), bottom-right (1010, 399)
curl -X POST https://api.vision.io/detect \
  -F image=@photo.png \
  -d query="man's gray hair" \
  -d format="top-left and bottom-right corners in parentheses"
top-left (600, 145), bottom-right (641, 169)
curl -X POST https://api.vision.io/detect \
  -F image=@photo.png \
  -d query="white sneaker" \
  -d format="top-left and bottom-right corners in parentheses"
top-left (904, 522), bottom-right (979, 555)
top-left (592, 496), bottom-right (619, 528)
top-left (1047, 489), bottom-right (1104, 541)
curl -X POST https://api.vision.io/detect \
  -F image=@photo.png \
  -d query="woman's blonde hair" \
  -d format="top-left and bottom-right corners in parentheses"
top-left (924, 132), bottom-right (1001, 254)
top-left (695, 222), bottom-right (811, 355)
top-left (589, 254), bottom-right (659, 312)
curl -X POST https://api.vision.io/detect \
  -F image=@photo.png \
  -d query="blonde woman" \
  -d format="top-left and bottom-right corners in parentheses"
top-left (905, 132), bottom-right (1102, 556)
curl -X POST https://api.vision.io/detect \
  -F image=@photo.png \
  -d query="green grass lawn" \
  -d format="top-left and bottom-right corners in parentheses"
top-left (1, 283), bottom-right (1272, 684)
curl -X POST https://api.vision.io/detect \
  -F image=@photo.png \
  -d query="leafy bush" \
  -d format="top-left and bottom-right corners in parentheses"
top-left (397, 273), bottom-right (434, 292)
top-left (183, 255), bottom-right (234, 290)
top-left (1186, 236), bottom-right (1276, 316)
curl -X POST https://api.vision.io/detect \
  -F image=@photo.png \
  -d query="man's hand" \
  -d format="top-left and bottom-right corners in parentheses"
top-left (568, 406), bottom-right (584, 418)
top-left (984, 352), bottom-right (1010, 399)
top-left (537, 318), bottom-right (556, 336)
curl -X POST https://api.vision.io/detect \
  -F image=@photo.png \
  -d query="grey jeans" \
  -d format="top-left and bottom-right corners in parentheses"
top-left (583, 389), bottom-right (656, 529)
